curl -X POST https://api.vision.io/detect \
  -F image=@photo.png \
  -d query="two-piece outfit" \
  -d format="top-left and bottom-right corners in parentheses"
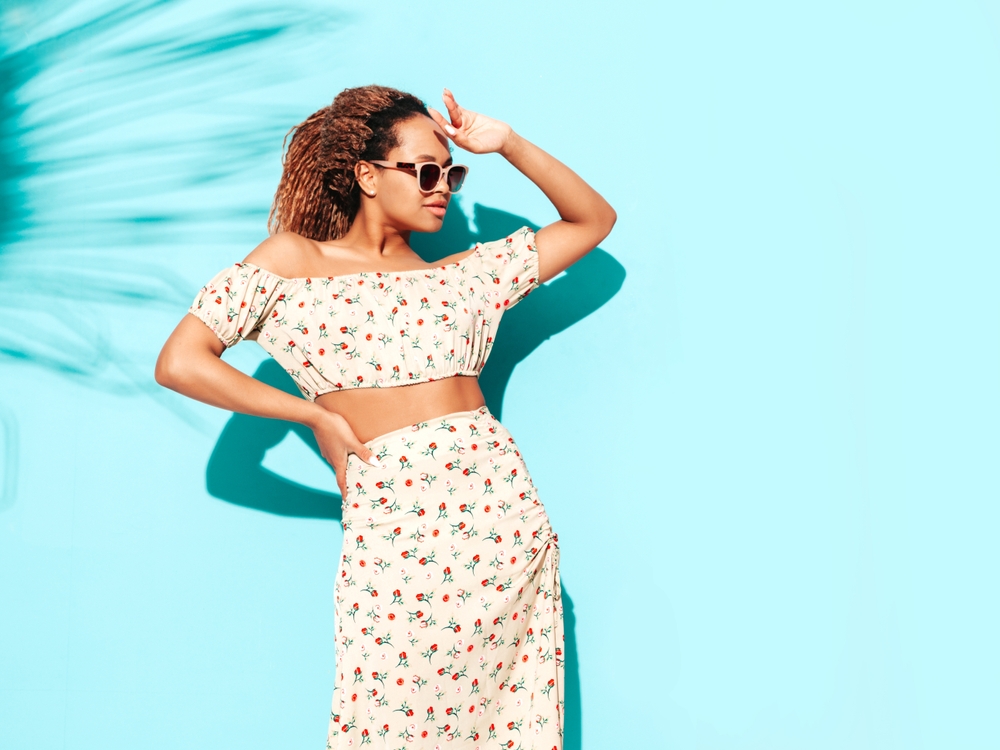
top-left (187, 226), bottom-right (565, 750)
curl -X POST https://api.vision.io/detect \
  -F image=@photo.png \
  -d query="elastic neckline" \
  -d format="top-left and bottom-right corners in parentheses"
top-left (237, 244), bottom-right (484, 285)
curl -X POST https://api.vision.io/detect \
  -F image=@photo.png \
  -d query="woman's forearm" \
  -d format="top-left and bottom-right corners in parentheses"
top-left (499, 131), bottom-right (616, 228)
top-left (157, 351), bottom-right (326, 429)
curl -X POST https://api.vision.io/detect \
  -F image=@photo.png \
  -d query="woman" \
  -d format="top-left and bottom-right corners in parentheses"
top-left (155, 84), bottom-right (615, 749)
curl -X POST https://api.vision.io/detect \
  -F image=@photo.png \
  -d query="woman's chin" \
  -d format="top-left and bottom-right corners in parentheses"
top-left (418, 214), bottom-right (445, 231)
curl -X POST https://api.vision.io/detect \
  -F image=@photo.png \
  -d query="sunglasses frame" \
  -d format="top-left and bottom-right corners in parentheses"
top-left (365, 160), bottom-right (470, 193)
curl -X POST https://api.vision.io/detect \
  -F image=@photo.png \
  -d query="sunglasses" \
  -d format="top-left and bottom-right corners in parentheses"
top-left (366, 160), bottom-right (469, 193)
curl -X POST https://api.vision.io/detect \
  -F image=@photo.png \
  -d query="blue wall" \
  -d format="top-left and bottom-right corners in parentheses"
top-left (2, 1), bottom-right (998, 748)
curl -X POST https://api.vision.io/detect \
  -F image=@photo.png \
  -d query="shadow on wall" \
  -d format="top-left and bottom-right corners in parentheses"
top-left (0, 0), bottom-right (349, 382)
top-left (204, 202), bottom-right (621, 750)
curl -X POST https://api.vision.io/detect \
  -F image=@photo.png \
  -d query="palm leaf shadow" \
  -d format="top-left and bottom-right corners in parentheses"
top-left (0, 0), bottom-right (350, 510)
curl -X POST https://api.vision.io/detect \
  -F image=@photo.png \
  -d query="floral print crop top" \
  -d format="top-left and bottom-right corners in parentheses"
top-left (187, 226), bottom-right (539, 401)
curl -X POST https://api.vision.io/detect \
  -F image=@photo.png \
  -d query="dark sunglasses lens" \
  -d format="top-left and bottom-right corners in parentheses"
top-left (417, 164), bottom-right (441, 191)
top-left (447, 166), bottom-right (468, 192)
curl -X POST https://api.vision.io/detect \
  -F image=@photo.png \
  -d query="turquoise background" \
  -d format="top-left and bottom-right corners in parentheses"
top-left (2, 0), bottom-right (998, 748)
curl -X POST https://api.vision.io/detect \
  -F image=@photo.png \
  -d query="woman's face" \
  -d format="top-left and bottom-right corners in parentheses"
top-left (367, 114), bottom-right (455, 232)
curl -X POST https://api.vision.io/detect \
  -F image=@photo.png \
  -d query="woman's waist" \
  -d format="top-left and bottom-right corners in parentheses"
top-left (316, 373), bottom-right (485, 443)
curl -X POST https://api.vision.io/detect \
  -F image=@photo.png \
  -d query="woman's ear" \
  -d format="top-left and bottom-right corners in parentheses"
top-left (355, 161), bottom-right (377, 197)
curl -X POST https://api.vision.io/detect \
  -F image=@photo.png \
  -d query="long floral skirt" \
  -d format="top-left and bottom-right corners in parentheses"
top-left (326, 406), bottom-right (564, 750)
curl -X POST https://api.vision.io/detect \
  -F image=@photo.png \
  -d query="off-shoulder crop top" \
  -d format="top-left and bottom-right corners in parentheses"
top-left (187, 225), bottom-right (539, 402)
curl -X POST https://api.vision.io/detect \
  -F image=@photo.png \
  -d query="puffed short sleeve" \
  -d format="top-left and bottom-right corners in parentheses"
top-left (469, 225), bottom-right (541, 314)
top-left (187, 262), bottom-right (284, 348)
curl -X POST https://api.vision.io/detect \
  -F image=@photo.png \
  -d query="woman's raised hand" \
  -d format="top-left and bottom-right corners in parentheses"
top-left (427, 88), bottom-right (514, 155)
top-left (312, 410), bottom-right (379, 500)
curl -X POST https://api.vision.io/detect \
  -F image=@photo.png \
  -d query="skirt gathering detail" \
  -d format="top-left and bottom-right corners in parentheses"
top-left (326, 406), bottom-right (565, 750)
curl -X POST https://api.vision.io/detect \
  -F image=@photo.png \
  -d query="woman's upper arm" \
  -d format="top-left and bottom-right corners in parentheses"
top-left (534, 215), bottom-right (616, 283)
top-left (155, 312), bottom-right (226, 386)
top-left (156, 232), bottom-right (300, 385)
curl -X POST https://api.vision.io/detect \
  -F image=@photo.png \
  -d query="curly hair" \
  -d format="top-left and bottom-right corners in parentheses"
top-left (267, 84), bottom-right (431, 241)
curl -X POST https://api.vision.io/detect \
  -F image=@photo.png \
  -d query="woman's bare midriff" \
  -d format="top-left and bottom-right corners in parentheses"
top-left (315, 375), bottom-right (486, 444)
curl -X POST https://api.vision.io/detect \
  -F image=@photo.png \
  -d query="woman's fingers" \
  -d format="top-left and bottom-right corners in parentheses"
top-left (332, 455), bottom-right (347, 498)
top-left (427, 106), bottom-right (458, 137)
top-left (333, 445), bottom-right (378, 500)
top-left (316, 410), bottom-right (380, 498)
top-left (442, 88), bottom-right (463, 128)
top-left (355, 442), bottom-right (380, 468)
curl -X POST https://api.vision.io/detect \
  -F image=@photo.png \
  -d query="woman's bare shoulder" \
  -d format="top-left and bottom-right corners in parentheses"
top-left (240, 231), bottom-right (314, 277)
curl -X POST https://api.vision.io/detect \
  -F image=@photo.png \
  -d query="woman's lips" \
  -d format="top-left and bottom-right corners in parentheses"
top-left (425, 205), bottom-right (446, 218)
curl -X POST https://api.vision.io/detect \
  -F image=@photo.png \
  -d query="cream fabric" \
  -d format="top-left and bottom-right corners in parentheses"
top-left (188, 227), bottom-right (539, 401)
top-left (330, 406), bottom-right (564, 749)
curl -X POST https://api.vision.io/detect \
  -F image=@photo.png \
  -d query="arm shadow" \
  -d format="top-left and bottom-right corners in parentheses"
top-left (465, 206), bottom-right (626, 419)
top-left (204, 364), bottom-right (342, 520)
top-left (201, 201), bottom-right (625, 516)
